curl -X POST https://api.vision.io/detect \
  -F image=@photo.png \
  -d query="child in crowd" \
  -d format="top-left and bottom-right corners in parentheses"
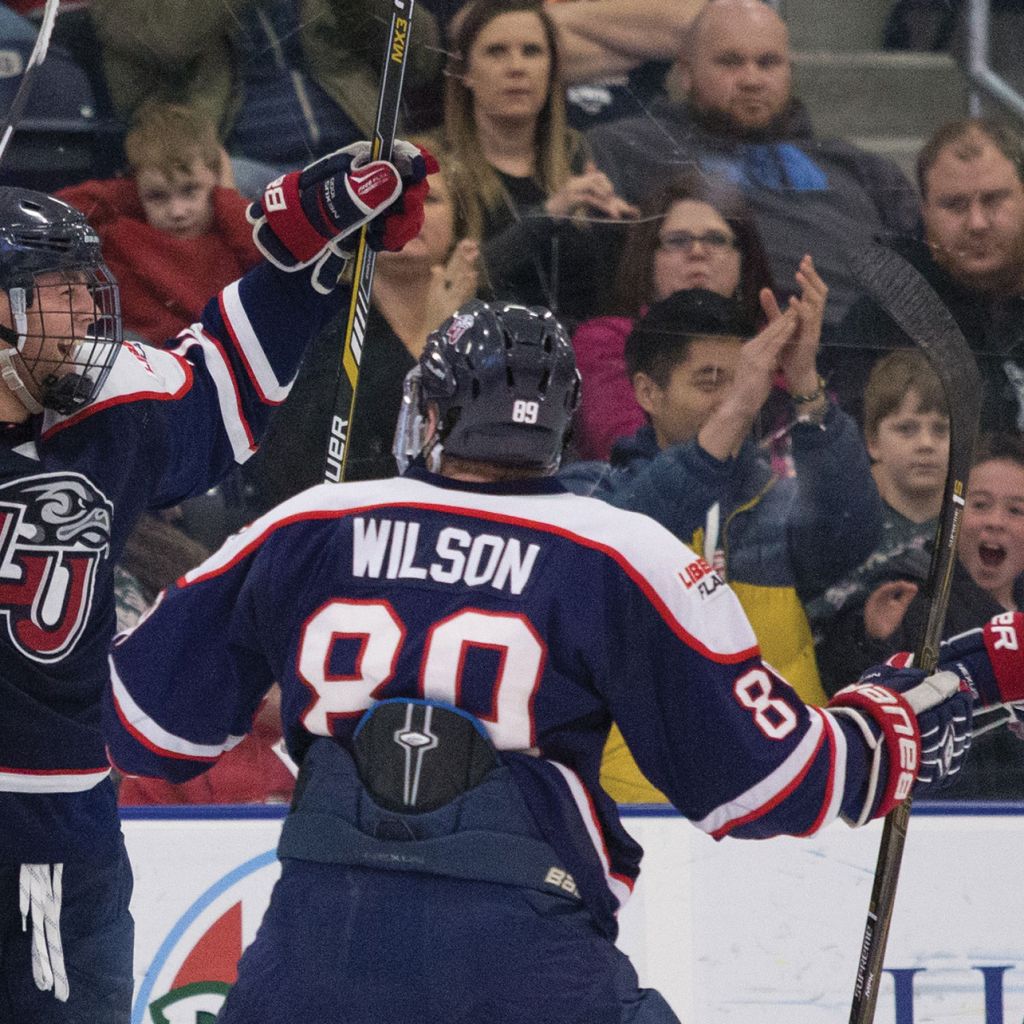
top-left (818, 434), bottom-right (1024, 799)
top-left (56, 100), bottom-right (260, 344)
top-left (812, 350), bottom-right (949, 692)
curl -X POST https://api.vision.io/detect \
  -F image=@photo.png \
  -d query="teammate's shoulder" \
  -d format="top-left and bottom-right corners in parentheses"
top-left (107, 341), bottom-right (192, 395)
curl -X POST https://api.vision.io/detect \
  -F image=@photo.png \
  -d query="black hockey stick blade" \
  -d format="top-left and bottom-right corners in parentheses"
top-left (0, 0), bottom-right (60, 166)
top-left (322, 0), bottom-right (415, 484)
top-left (845, 242), bottom-right (981, 1024)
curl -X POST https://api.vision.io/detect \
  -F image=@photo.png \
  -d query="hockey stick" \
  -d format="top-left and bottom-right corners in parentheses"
top-left (0, 0), bottom-right (60, 166)
top-left (322, 0), bottom-right (415, 483)
top-left (845, 242), bottom-right (981, 1024)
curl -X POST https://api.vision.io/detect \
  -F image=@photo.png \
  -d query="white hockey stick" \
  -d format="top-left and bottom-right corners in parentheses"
top-left (0, 0), bottom-right (60, 167)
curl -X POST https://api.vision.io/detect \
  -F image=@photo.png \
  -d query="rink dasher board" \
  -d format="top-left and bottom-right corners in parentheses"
top-left (121, 803), bottom-right (1024, 1024)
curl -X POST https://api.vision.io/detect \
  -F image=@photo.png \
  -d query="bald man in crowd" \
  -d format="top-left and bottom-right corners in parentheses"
top-left (587, 0), bottom-right (921, 327)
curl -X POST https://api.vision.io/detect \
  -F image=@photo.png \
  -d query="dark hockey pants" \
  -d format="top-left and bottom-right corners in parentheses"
top-left (0, 838), bottom-right (133, 1024)
top-left (219, 731), bottom-right (679, 1023)
top-left (217, 861), bottom-right (679, 1024)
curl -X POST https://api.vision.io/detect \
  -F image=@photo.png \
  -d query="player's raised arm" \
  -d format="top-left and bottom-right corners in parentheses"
top-left (574, 513), bottom-right (972, 839)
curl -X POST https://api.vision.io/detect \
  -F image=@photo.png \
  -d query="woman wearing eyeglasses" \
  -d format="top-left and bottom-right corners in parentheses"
top-left (571, 172), bottom-right (777, 462)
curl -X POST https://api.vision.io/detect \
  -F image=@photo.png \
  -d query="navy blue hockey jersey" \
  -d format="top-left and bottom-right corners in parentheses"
top-left (1, 263), bottom-right (336, 862)
top-left (107, 467), bottom-right (886, 925)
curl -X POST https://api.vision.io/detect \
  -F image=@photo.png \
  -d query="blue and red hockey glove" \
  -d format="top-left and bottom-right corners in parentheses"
top-left (247, 140), bottom-right (440, 293)
top-left (828, 610), bottom-right (1024, 823)
top-left (935, 610), bottom-right (1024, 740)
top-left (829, 666), bottom-right (973, 822)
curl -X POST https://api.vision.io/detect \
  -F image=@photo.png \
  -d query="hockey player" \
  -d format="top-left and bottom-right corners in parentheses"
top-left (0, 141), bottom-right (436, 1023)
top-left (106, 299), bottom-right (1024, 1024)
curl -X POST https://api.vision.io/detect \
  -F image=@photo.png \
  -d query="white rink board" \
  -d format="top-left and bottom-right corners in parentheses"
top-left (123, 806), bottom-right (1024, 1024)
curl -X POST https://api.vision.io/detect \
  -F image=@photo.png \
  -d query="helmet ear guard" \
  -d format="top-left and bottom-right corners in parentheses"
top-left (395, 299), bottom-right (581, 474)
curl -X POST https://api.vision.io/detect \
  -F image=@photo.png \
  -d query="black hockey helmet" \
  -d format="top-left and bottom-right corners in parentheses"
top-left (414, 300), bottom-right (581, 471)
top-left (0, 187), bottom-right (121, 415)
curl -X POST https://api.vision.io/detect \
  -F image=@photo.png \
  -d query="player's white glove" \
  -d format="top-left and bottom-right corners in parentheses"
top-left (246, 140), bottom-right (439, 293)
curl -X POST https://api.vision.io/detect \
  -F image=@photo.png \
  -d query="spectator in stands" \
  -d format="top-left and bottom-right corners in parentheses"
top-left (113, 512), bottom-right (211, 633)
top-left (345, 151), bottom-right (481, 482)
top-left (811, 350), bottom-right (948, 687)
top-left (542, 0), bottom-right (705, 130)
top-left (56, 101), bottom-right (260, 344)
top-left (586, 0), bottom-right (921, 329)
top-left (435, 0), bottom-right (705, 131)
top-left (443, 0), bottom-right (638, 325)
top-left (571, 172), bottom-right (775, 461)
top-left (824, 117), bottom-right (1024, 433)
top-left (816, 434), bottom-right (1024, 799)
top-left (5, 0), bottom-right (117, 122)
top-left (89, 0), bottom-right (444, 196)
top-left (561, 276), bottom-right (883, 800)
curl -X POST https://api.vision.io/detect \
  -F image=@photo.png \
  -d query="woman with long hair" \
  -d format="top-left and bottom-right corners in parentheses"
top-left (443, 0), bottom-right (636, 324)
top-left (571, 172), bottom-right (778, 461)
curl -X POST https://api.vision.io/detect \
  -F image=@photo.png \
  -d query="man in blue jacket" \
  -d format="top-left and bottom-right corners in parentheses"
top-left (563, 270), bottom-right (881, 712)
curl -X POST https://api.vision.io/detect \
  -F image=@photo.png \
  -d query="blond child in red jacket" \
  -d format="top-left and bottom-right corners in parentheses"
top-left (57, 100), bottom-right (260, 345)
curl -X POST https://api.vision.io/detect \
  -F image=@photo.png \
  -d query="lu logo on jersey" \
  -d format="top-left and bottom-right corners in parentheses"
top-left (0, 472), bottom-right (112, 662)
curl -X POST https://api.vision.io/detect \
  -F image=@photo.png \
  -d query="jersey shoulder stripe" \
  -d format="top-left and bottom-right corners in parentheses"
top-left (109, 657), bottom-right (246, 763)
top-left (41, 342), bottom-right (193, 438)
top-left (172, 328), bottom-right (257, 462)
top-left (180, 477), bottom-right (759, 665)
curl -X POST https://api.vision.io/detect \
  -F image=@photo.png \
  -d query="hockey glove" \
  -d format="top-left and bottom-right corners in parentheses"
top-left (887, 611), bottom-right (1024, 739)
top-left (247, 140), bottom-right (439, 292)
top-left (829, 665), bottom-right (972, 822)
top-left (938, 610), bottom-right (1024, 708)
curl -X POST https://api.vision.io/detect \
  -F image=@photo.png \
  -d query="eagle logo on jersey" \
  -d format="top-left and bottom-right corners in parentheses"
top-left (0, 472), bottom-right (112, 662)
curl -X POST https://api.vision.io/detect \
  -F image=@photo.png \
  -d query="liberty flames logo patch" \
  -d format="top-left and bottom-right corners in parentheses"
top-left (0, 472), bottom-right (112, 662)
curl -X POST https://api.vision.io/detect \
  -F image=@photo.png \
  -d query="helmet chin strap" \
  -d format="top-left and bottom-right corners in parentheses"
top-left (0, 287), bottom-right (44, 415)
top-left (0, 348), bottom-right (44, 416)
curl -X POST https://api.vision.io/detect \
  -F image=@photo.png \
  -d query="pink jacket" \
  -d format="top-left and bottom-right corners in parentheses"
top-left (571, 314), bottom-right (643, 461)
